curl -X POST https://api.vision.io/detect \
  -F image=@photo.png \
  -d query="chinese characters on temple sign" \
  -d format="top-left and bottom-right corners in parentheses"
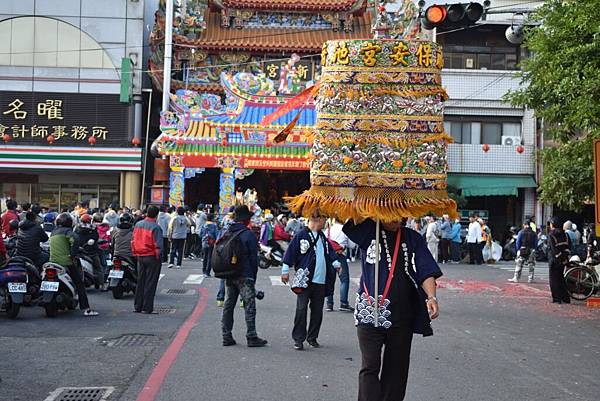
top-left (390, 42), bottom-right (410, 66)
top-left (265, 63), bottom-right (280, 79)
top-left (416, 43), bottom-right (433, 67)
top-left (331, 42), bottom-right (350, 65)
top-left (360, 42), bottom-right (382, 67)
top-left (296, 64), bottom-right (309, 80)
top-left (243, 159), bottom-right (308, 169)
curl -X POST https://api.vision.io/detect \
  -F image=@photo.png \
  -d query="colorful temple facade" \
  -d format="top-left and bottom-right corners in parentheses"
top-left (149, 0), bottom-right (373, 214)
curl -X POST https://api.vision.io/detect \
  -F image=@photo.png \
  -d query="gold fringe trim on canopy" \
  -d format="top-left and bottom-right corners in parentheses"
top-left (286, 186), bottom-right (458, 224)
top-left (317, 132), bottom-right (454, 148)
top-left (320, 86), bottom-right (448, 101)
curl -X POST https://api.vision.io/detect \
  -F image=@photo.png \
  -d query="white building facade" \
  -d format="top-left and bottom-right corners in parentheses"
top-left (0, 0), bottom-right (146, 209)
top-left (434, 0), bottom-right (544, 234)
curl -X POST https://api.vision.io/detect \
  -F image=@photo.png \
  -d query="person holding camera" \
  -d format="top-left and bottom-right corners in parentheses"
top-left (220, 205), bottom-right (268, 348)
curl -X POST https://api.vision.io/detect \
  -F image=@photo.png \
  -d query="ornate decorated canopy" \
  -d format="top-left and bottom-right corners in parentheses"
top-left (287, 39), bottom-right (458, 223)
top-left (155, 72), bottom-right (312, 169)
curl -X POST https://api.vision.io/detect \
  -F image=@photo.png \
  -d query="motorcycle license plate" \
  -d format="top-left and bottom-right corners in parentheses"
top-left (108, 270), bottom-right (124, 279)
top-left (40, 281), bottom-right (59, 292)
top-left (7, 283), bottom-right (26, 293)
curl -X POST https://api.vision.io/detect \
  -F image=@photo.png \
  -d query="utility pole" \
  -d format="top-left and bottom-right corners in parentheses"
top-left (162, 0), bottom-right (174, 112)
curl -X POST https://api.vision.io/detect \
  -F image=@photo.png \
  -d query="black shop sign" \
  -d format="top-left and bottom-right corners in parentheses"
top-left (0, 91), bottom-right (131, 147)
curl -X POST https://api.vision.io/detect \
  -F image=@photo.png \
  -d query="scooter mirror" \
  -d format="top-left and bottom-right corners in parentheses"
top-left (87, 239), bottom-right (95, 246)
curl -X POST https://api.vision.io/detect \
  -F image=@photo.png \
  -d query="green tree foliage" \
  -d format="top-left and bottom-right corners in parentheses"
top-left (506, 0), bottom-right (600, 212)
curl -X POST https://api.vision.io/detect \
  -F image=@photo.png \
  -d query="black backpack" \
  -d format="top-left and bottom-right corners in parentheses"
top-left (211, 229), bottom-right (246, 278)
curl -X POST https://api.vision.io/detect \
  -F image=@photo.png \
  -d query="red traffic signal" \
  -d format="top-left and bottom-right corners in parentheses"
top-left (422, 2), bottom-right (484, 30)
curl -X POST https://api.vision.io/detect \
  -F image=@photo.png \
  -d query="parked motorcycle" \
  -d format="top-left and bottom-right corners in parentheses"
top-left (258, 243), bottom-right (283, 269)
top-left (502, 227), bottom-right (519, 261)
top-left (535, 234), bottom-right (549, 262)
top-left (78, 253), bottom-right (96, 288)
top-left (8, 256), bottom-right (42, 306)
top-left (39, 262), bottom-right (78, 317)
top-left (108, 256), bottom-right (137, 299)
top-left (0, 257), bottom-right (31, 318)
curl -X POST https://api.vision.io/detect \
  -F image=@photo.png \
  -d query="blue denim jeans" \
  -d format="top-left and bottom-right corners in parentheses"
top-left (217, 279), bottom-right (225, 301)
top-left (327, 253), bottom-right (350, 306)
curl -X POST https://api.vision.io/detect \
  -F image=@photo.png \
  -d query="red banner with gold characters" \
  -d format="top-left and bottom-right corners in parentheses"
top-left (182, 155), bottom-right (309, 171)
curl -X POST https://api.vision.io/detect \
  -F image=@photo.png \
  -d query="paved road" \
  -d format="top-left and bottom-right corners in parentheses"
top-left (1, 259), bottom-right (599, 401)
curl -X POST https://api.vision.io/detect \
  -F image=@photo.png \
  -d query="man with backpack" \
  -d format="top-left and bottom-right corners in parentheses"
top-left (508, 221), bottom-right (538, 283)
top-left (215, 205), bottom-right (267, 347)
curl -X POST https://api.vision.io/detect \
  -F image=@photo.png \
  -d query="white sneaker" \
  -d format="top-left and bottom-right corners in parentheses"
top-left (528, 278), bottom-right (534, 283)
top-left (168, 264), bottom-right (174, 269)
top-left (507, 277), bottom-right (519, 283)
top-left (176, 265), bottom-right (182, 269)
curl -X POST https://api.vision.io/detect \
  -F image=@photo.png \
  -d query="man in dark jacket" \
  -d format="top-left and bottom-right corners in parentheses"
top-left (548, 216), bottom-right (571, 304)
top-left (111, 213), bottom-right (135, 263)
top-left (132, 206), bottom-right (163, 314)
top-left (281, 209), bottom-right (340, 350)
top-left (16, 211), bottom-right (49, 268)
top-left (75, 214), bottom-right (103, 287)
top-left (221, 205), bottom-right (267, 348)
top-left (343, 218), bottom-right (441, 401)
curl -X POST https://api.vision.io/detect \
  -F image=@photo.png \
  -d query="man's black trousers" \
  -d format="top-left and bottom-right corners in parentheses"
top-left (134, 256), bottom-right (161, 313)
top-left (357, 324), bottom-right (414, 401)
top-left (292, 283), bottom-right (325, 344)
top-left (549, 260), bottom-right (571, 303)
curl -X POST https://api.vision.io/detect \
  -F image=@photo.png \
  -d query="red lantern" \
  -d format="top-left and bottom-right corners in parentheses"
top-left (516, 145), bottom-right (524, 154)
top-left (176, 138), bottom-right (184, 147)
top-left (88, 136), bottom-right (96, 145)
top-left (378, 5), bottom-right (386, 12)
top-left (3, 134), bottom-right (11, 143)
top-left (265, 141), bottom-right (272, 148)
top-left (46, 135), bottom-right (55, 144)
top-left (221, 137), bottom-right (228, 147)
top-left (482, 144), bottom-right (490, 153)
top-left (131, 137), bottom-right (141, 147)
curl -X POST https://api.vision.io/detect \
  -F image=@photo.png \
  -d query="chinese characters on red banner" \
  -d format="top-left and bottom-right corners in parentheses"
top-left (0, 98), bottom-right (109, 142)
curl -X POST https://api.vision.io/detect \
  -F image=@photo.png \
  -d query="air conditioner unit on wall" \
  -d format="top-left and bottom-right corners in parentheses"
top-left (501, 136), bottom-right (522, 146)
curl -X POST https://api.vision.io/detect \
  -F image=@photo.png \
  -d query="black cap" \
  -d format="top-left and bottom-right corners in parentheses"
top-left (234, 205), bottom-right (253, 222)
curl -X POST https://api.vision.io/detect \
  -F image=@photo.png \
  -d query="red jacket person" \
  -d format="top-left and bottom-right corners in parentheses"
top-left (132, 205), bottom-right (163, 314)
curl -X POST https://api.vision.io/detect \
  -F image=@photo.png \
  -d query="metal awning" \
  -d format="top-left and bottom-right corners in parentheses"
top-left (447, 174), bottom-right (537, 197)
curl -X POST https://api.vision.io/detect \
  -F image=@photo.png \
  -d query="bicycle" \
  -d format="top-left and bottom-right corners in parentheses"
top-left (564, 250), bottom-right (600, 300)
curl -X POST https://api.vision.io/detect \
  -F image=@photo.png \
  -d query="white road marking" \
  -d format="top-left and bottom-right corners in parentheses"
top-left (159, 274), bottom-right (165, 281)
top-left (269, 276), bottom-right (287, 286)
top-left (183, 274), bottom-right (204, 285)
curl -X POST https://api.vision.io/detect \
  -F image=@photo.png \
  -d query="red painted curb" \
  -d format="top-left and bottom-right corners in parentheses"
top-left (587, 297), bottom-right (600, 308)
top-left (136, 287), bottom-right (209, 401)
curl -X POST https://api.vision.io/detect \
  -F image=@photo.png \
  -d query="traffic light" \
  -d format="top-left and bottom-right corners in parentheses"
top-left (422, 2), bottom-right (485, 30)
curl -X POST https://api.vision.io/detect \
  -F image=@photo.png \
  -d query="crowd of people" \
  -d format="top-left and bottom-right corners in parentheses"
top-left (3, 196), bottom-right (590, 400)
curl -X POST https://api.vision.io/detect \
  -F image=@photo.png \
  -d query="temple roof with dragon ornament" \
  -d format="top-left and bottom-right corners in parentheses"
top-left (148, 0), bottom-right (373, 95)
top-left (154, 70), bottom-right (314, 170)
